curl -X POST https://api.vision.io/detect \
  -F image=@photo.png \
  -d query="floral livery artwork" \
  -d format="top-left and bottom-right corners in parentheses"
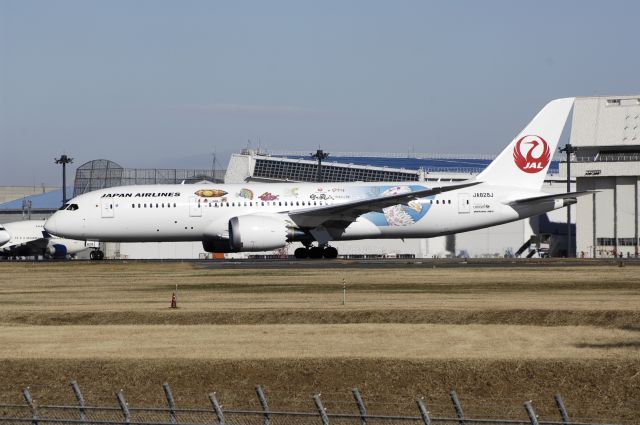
top-left (361, 185), bottom-right (432, 227)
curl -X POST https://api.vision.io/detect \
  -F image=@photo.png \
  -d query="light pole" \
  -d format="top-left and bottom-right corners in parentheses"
top-left (559, 144), bottom-right (577, 257)
top-left (310, 149), bottom-right (329, 183)
top-left (55, 154), bottom-right (74, 206)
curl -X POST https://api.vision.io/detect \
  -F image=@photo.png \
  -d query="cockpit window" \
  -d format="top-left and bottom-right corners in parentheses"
top-left (59, 204), bottom-right (70, 211)
top-left (67, 204), bottom-right (79, 211)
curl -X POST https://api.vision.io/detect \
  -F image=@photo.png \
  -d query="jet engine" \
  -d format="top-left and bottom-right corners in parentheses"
top-left (228, 215), bottom-right (297, 252)
top-left (202, 238), bottom-right (234, 253)
top-left (47, 242), bottom-right (68, 259)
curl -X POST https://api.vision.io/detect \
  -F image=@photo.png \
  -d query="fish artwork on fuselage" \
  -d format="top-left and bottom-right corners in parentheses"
top-left (237, 188), bottom-right (254, 200)
top-left (361, 185), bottom-right (432, 226)
top-left (195, 189), bottom-right (228, 198)
top-left (285, 187), bottom-right (299, 198)
top-left (258, 192), bottom-right (279, 201)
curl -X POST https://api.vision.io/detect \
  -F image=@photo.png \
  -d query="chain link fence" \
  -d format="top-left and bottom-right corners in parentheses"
top-left (0, 382), bottom-right (620, 425)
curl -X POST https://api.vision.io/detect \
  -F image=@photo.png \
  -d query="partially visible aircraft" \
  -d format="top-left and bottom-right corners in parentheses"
top-left (0, 220), bottom-right (98, 259)
top-left (0, 225), bottom-right (10, 246)
top-left (45, 98), bottom-right (589, 259)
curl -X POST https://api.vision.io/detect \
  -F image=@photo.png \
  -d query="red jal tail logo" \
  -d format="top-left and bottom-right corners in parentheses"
top-left (513, 135), bottom-right (550, 173)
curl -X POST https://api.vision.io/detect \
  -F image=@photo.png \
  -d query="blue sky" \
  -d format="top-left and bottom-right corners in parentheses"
top-left (1, 0), bottom-right (639, 185)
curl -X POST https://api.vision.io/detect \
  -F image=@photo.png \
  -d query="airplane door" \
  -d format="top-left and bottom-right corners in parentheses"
top-left (189, 197), bottom-right (202, 217)
top-left (458, 193), bottom-right (470, 214)
top-left (101, 198), bottom-right (115, 218)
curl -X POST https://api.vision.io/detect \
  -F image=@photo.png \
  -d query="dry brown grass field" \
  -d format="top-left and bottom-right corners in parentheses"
top-left (0, 261), bottom-right (639, 423)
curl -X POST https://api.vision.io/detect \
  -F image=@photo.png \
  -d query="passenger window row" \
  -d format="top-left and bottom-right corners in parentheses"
top-left (203, 200), bottom-right (327, 208)
top-left (129, 200), bottom-right (330, 209)
top-left (126, 199), bottom-right (459, 209)
top-left (131, 203), bottom-right (177, 208)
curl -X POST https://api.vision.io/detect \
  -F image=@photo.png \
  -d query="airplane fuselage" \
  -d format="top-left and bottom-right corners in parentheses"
top-left (45, 181), bottom-right (558, 243)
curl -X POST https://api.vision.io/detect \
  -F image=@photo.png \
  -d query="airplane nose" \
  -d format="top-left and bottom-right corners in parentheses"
top-left (44, 215), bottom-right (58, 236)
top-left (0, 230), bottom-right (9, 246)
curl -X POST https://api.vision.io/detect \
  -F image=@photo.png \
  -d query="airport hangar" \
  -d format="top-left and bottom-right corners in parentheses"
top-left (567, 95), bottom-right (640, 258)
top-left (1, 95), bottom-right (637, 259)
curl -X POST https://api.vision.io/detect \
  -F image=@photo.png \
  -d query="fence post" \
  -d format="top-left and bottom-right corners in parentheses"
top-left (116, 390), bottom-right (131, 424)
top-left (208, 392), bottom-right (225, 425)
top-left (352, 388), bottom-right (367, 425)
top-left (70, 380), bottom-right (87, 424)
top-left (554, 394), bottom-right (570, 424)
top-left (313, 394), bottom-right (330, 425)
top-left (416, 398), bottom-right (431, 425)
top-left (255, 385), bottom-right (270, 425)
top-left (524, 401), bottom-right (539, 425)
top-left (449, 390), bottom-right (464, 425)
top-left (22, 387), bottom-right (38, 425)
top-left (163, 383), bottom-right (178, 424)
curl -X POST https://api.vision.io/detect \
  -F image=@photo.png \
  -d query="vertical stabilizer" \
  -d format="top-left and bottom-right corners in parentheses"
top-left (476, 98), bottom-right (574, 189)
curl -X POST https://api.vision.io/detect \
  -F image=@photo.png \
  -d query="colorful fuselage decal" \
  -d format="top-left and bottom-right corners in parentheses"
top-left (195, 184), bottom-right (433, 227)
top-left (360, 185), bottom-right (432, 227)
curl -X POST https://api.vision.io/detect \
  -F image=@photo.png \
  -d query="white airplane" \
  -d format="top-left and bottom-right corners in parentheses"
top-left (0, 219), bottom-right (97, 259)
top-left (45, 98), bottom-right (587, 259)
top-left (0, 225), bottom-right (10, 246)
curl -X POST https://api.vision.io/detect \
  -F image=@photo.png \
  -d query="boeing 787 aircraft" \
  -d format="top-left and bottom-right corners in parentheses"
top-left (45, 98), bottom-right (586, 259)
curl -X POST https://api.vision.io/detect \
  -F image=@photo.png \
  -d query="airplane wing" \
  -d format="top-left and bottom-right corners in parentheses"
top-left (505, 191), bottom-right (593, 207)
top-left (0, 238), bottom-right (49, 257)
top-left (287, 181), bottom-right (480, 228)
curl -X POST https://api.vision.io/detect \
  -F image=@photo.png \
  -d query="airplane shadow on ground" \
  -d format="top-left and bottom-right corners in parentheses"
top-left (574, 325), bottom-right (640, 349)
top-left (575, 341), bottom-right (640, 349)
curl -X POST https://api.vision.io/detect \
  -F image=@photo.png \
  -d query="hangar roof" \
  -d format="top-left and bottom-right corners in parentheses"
top-left (0, 189), bottom-right (70, 212)
top-left (261, 152), bottom-right (559, 175)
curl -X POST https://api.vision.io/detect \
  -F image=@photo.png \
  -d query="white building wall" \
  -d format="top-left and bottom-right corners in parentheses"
top-left (107, 241), bottom-right (210, 259)
top-left (572, 95), bottom-right (640, 258)
top-left (576, 181), bottom-right (596, 258)
top-left (456, 221), bottom-right (525, 258)
top-left (617, 178), bottom-right (636, 237)
top-left (224, 154), bottom-right (255, 184)
top-left (571, 96), bottom-right (640, 147)
top-left (596, 179), bottom-right (615, 238)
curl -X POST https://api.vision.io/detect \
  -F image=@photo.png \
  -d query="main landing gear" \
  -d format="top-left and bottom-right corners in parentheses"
top-left (294, 244), bottom-right (338, 259)
top-left (89, 249), bottom-right (105, 261)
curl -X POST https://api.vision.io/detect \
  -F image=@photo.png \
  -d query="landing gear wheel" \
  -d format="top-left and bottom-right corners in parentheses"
top-left (91, 250), bottom-right (105, 261)
top-left (323, 246), bottom-right (338, 259)
top-left (294, 247), bottom-right (309, 259)
top-left (308, 246), bottom-right (324, 259)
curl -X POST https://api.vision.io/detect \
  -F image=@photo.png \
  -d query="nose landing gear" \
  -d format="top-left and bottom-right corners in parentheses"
top-left (294, 244), bottom-right (338, 259)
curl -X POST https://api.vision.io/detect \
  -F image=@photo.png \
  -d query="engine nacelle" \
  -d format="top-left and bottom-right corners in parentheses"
top-left (228, 215), bottom-right (290, 252)
top-left (202, 238), bottom-right (234, 253)
top-left (47, 243), bottom-right (68, 259)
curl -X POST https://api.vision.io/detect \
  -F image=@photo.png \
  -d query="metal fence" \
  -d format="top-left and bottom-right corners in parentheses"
top-left (0, 382), bottom-right (620, 425)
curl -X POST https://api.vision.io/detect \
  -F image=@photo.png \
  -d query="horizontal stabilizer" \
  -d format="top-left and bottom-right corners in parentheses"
top-left (506, 191), bottom-right (593, 206)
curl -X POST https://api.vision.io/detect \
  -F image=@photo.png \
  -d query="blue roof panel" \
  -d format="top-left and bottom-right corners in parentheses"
top-left (283, 155), bottom-right (560, 174)
top-left (0, 189), bottom-right (72, 211)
